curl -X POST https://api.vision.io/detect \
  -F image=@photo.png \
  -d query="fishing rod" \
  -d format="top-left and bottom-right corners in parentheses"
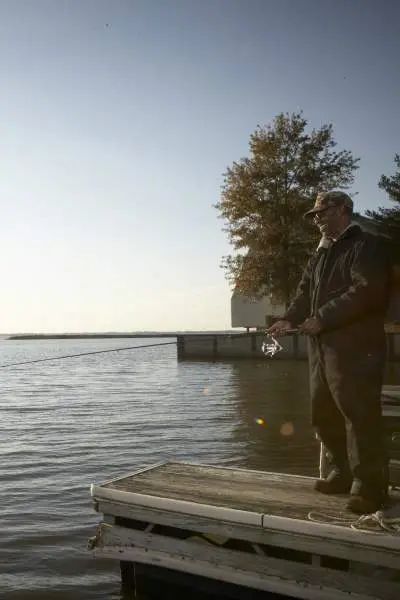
top-left (0, 341), bottom-right (177, 369)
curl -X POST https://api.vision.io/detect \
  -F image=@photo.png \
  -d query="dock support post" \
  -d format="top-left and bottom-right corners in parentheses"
top-left (120, 561), bottom-right (136, 598)
top-left (212, 335), bottom-right (218, 359)
top-left (176, 335), bottom-right (185, 359)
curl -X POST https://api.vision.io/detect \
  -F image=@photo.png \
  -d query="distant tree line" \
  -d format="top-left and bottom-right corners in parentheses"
top-left (214, 112), bottom-right (400, 307)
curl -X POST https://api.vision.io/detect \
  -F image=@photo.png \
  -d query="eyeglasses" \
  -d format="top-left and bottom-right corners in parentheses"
top-left (313, 206), bottom-right (335, 221)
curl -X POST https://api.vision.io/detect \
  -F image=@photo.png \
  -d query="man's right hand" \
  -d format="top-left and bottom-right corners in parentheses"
top-left (266, 319), bottom-right (292, 336)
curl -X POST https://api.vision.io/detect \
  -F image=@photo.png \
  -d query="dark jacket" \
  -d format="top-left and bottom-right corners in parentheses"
top-left (284, 225), bottom-right (392, 354)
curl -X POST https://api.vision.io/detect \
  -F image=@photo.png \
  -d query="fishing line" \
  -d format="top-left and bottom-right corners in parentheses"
top-left (0, 341), bottom-right (177, 369)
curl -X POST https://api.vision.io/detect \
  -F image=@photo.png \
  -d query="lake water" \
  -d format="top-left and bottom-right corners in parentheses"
top-left (0, 338), bottom-right (398, 600)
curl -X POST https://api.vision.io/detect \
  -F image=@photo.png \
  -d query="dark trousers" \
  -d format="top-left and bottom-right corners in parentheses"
top-left (309, 339), bottom-right (388, 495)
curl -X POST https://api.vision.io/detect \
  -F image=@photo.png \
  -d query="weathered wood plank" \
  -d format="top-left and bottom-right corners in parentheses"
top-left (92, 483), bottom-right (263, 526)
top-left (95, 499), bottom-right (400, 570)
top-left (94, 462), bottom-right (400, 524)
top-left (382, 385), bottom-right (400, 399)
top-left (98, 463), bottom-right (345, 515)
top-left (91, 524), bottom-right (400, 600)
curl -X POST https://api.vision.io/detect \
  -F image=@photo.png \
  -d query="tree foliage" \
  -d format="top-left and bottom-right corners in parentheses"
top-left (366, 154), bottom-right (400, 264)
top-left (215, 112), bottom-right (359, 306)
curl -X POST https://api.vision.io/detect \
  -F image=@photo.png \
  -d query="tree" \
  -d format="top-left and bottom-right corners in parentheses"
top-left (215, 112), bottom-right (359, 307)
top-left (366, 154), bottom-right (400, 264)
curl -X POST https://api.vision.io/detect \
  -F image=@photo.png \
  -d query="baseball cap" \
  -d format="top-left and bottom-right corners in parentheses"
top-left (304, 191), bottom-right (354, 219)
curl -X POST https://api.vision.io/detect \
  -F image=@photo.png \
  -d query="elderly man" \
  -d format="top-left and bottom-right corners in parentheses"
top-left (268, 191), bottom-right (392, 514)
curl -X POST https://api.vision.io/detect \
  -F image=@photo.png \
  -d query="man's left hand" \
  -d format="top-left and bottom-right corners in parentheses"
top-left (298, 317), bottom-right (322, 336)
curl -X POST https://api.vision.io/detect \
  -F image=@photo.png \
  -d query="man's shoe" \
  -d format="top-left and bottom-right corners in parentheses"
top-left (314, 469), bottom-right (352, 495)
top-left (346, 480), bottom-right (386, 515)
top-left (346, 494), bottom-right (382, 515)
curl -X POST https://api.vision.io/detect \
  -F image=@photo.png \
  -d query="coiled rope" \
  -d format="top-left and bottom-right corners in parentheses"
top-left (308, 507), bottom-right (400, 534)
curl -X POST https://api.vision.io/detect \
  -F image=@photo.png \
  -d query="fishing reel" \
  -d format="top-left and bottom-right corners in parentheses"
top-left (261, 329), bottom-right (298, 358)
top-left (261, 333), bottom-right (283, 358)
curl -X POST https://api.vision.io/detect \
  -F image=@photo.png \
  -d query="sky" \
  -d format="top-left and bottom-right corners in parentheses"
top-left (0, 0), bottom-right (399, 333)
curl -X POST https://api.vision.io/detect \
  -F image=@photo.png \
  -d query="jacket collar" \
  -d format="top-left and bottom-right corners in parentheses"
top-left (316, 223), bottom-right (360, 251)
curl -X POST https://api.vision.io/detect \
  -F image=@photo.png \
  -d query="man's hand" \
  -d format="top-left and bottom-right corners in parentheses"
top-left (298, 317), bottom-right (322, 336)
top-left (266, 319), bottom-right (293, 336)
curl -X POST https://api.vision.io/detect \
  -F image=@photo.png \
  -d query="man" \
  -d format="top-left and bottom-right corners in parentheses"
top-left (268, 191), bottom-right (392, 514)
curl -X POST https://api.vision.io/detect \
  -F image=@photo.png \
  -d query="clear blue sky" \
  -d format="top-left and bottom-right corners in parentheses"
top-left (0, 0), bottom-right (398, 333)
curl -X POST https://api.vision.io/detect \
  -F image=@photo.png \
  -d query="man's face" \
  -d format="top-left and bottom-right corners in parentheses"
top-left (312, 205), bottom-right (343, 237)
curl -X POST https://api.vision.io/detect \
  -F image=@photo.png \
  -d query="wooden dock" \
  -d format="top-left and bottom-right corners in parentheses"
top-left (88, 389), bottom-right (400, 599)
top-left (89, 465), bottom-right (400, 599)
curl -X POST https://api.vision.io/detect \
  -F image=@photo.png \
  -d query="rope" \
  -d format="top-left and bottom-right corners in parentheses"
top-left (350, 511), bottom-right (400, 534)
top-left (307, 511), bottom-right (355, 526)
top-left (308, 508), bottom-right (400, 534)
top-left (0, 341), bottom-right (177, 369)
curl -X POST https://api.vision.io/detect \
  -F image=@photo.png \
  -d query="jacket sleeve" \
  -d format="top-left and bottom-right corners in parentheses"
top-left (316, 235), bottom-right (391, 331)
top-left (283, 258), bottom-right (313, 327)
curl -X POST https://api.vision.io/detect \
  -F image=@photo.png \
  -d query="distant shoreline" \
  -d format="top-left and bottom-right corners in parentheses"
top-left (6, 331), bottom-right (239, 340)
top-left (6, 333), bottom-right (178, 340)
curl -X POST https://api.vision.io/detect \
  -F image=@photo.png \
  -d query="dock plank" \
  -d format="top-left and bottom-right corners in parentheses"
top-left (93, 524), bottom-right (400, 600)
top-left (95, 499), bottom-right (400, 569)
top-left (100, 462), bottom-right (365, 521)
